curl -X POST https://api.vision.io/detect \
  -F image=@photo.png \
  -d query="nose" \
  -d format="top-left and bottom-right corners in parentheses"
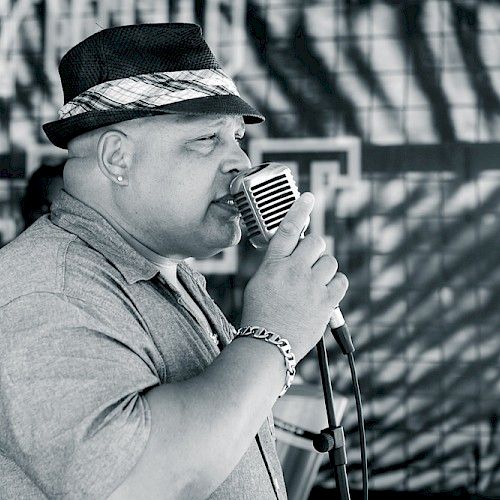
top-left (220, 139), bottom-right (251, 175)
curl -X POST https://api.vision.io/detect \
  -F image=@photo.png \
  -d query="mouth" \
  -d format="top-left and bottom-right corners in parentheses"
top-left (212, 194), bottom-right (240, 215)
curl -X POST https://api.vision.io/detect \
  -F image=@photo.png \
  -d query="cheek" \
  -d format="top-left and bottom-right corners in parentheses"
top-left (133, 145), bottom-right (218, 213)
top-left (133, 147), bottom-right (180, 193)
top-left (164, 173), bottom-right (214, 221)
top-left (172, 165), bottom-right (218, 203)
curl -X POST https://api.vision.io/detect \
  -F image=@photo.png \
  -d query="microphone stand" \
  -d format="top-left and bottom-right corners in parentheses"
top-left (313, 336), bottom-right (351, 500)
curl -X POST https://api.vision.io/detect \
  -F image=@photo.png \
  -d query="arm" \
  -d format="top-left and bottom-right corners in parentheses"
top-left (109, 336), bottom-right (285, 499)
top-left (109, 193), bottom-right (348, 499)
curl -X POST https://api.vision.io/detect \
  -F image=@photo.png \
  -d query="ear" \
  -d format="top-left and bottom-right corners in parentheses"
top-left (96, 129), bottom-right (133, 186)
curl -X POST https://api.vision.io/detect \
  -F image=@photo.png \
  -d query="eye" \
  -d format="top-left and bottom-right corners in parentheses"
top-left (198, 133), bottom-right (218, 142)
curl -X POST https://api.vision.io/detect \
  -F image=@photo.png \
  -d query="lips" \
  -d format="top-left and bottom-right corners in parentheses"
top-left (214, 193), bottom-right (235, 204)
top-left (213, 194), bottom-right (239, 214)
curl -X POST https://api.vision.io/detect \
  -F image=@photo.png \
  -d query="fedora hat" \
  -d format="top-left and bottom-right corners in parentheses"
top-left (43, 23), bottom-right (264, 149)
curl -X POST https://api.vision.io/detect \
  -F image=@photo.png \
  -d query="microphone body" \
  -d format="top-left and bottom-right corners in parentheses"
top-left (229, 163), bottom-right (301, 249)
top-left (230, 163), bottom-right (354, 354)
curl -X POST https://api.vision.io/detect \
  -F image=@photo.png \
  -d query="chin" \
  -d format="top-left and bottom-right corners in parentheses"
top-left (193, 227), bottom-right (242, 259)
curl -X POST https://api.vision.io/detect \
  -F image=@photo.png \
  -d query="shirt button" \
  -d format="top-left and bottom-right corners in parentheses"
top-left (177, 297), bottom-right (183, 304)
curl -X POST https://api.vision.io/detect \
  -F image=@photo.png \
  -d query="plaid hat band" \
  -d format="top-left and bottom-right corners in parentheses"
top-left (58, 68), bottom-right (240, 120)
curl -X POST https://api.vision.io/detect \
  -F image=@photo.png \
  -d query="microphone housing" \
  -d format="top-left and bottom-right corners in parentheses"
top-left (229, 162), bottom-right (300, 249)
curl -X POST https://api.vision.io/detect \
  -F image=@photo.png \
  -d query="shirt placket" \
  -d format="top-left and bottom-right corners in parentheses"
top-left (177, 265), bottom-right (232, 347)
top-left (156, 271), bottom-right (223, 354)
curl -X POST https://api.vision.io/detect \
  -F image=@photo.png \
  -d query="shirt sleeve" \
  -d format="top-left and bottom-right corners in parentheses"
top-left (0, 291), bottom-right (161, 499)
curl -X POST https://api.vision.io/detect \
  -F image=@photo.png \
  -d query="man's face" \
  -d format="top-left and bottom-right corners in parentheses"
top-left (118, 113), bottom-right (251, 259)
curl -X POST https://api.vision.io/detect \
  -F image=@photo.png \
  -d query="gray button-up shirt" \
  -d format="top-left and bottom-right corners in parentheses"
top-left (0, 190), bottom-right (287, 499)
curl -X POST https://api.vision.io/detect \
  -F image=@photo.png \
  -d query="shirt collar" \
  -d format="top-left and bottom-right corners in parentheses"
top-left (50, 190), bottom-right (159, 284)
top-left (102, 210), bottom-right (184, 269)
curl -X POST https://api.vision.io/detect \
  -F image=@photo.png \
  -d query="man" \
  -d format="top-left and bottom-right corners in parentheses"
top-left (0, 24), bottom-right (347, 499)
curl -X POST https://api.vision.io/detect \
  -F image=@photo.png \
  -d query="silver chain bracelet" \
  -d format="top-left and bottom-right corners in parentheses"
top-left (236, 325), bottom-right (297, 398)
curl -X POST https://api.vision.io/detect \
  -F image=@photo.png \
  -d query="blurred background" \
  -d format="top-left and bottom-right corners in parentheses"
top-left (1, 0), bottom-right (499, 499)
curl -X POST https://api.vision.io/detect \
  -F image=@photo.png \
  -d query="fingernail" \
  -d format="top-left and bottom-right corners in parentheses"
top-left (302, 193), bottom-right (314, 204)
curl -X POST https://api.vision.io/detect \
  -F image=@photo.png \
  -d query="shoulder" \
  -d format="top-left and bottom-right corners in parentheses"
top-left (0, 219), bottom-right (159, 376)
top-left (0, 215), bottom-right (129, 309)
top-left (0, 216), bottom-right (75, 306)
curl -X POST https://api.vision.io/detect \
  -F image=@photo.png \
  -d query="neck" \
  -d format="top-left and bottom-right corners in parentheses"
top-left (99, 207), bottom-right (188, 263)
top-left (111, 220), bottom-right (185, 266)
top-left (66, 186), bottom-right (188, 262)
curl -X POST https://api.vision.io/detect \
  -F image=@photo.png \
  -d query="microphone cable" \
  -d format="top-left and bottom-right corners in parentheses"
top-left (346, 350), bottom-right (368, 500)
top-left (330, 313), bottom-right (369, 499)
top-left (331, 318), bottom-right (368, 500)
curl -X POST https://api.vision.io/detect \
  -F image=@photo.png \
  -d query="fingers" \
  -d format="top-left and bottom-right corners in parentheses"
top-left (311, 254), bottom-right (338, 285)
top-left (265, 193), bottom-right (315, 260)
top-left (311, 255), bottom-right (347, 307)
top-left (326, 272), bottom-right (349, 305)
top-left (292, 234), bottom-right (327, 267)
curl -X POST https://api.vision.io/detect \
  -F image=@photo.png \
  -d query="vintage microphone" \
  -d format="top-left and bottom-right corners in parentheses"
top-left (230, 162), bottom-right (368, 500)
top-left (229, 163), bottom-right (354, 354)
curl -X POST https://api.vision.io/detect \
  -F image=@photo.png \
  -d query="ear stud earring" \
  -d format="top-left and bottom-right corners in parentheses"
top-left (117, 176), bottom-right (123, 182)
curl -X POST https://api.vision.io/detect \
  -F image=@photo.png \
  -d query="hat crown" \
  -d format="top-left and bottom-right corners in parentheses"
top-left (59, 23), bottom-right (220, 104)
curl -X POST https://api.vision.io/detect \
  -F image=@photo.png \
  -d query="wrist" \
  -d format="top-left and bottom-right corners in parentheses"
top-left (236, 325), bottom-right (297, 397)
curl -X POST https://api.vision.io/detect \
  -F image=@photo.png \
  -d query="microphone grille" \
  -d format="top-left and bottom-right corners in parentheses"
top-left (233, 190), bottom-right (261, 240)
top-left (250, 171), bottom-right (298, 231)
top-left (230, 163), bottom-right (300, 248)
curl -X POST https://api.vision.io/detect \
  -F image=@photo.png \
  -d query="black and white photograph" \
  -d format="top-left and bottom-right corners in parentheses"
top-left (0, 1), bottom-right (499, 499)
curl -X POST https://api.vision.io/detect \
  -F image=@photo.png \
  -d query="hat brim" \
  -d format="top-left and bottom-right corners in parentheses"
top-left (43, 94), bottom-right (265, 149)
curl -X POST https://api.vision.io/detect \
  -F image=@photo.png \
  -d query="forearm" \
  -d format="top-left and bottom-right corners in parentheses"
top-left (108, 336), bottom-right (286, 499)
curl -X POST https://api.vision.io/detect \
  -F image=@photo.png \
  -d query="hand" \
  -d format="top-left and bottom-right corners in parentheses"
top-left (240, 193), bottom-right (349, 361)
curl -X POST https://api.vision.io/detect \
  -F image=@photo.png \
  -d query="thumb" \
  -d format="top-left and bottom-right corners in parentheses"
top-left (265, 193), bottom-right (314, 260)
